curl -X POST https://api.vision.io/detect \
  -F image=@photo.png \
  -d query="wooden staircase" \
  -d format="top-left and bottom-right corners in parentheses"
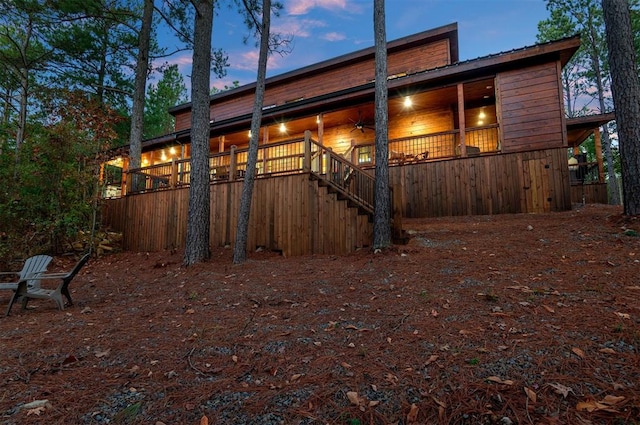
top-left (307, 139), bottom-right (375, 218)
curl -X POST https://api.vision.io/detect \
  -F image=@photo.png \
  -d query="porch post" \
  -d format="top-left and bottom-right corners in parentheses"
top-left (219, 135), bottom-right (225, 153)
top-left (262, 127), bottom-right (269, 173)
top-left (324, 147), bottom-right (332, 176)
top-left (457, 83), bottom-right (466, 156)
top-left (122, 157), bottom-right (129, 196)
top-left (229, 145), bottom-right (237, 181)
top-left (170, 159), bottom-right (178, 188)
top-left (303, 130), bottom-right (311, 172)
top-left (350, 139), bottom-right (357, 164)
top-left (317, 113), bottom-right (324, 145)
top-left (594, 127), bottom-right (605, 183)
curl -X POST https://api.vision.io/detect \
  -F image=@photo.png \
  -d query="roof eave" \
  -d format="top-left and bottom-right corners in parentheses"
top-left (169, 23), bottom-right (460, 116)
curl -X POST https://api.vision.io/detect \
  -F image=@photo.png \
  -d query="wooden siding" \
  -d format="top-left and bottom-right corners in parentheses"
top-left (570, 183), bottom-right (609, 205)
top-left (391, 148), bottom-right (571, 217)
top-left (102, 174), bottom-right (372, 256)
top-left (173, 39), bottom-right (451, 132)
top-left (497, 62), bottom-right (566, 153)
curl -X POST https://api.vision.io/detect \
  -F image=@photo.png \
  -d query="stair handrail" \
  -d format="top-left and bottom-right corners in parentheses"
top-left (303, 131), bottom-right (375, 214)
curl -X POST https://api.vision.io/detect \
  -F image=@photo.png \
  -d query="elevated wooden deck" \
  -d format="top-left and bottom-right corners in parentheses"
top-left (102, 173), bottom-right (372, 256)
top-left (101, 129), bottom-right (602, 256)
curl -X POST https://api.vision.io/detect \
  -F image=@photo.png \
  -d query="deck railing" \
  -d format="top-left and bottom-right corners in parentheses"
top-left (124, 125), bottom-right (500, 196)
top-left (570, 160), bottom-right (600, 185)
top-left (126, 138), bottom-right (311, 194)
top-left (352, 124), bottom-right (500, 165)
top-left (308, 137), bottom-right (375, 213)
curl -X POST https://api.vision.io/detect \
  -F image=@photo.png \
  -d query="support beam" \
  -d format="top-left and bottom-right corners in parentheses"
top-left (594, 127), bottom-right (605, 183)
top-left (457, 83), bottom-right (466, 157)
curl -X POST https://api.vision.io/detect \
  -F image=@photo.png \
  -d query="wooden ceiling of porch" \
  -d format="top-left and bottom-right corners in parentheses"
top-left (214, 78), bottom-right (496, 150)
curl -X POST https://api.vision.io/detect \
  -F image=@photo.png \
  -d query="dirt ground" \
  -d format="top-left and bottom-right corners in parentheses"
top-left (0, 204), bottom-right (639, 425)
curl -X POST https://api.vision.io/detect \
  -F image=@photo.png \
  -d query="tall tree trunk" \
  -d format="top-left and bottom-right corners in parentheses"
top-left (586, 12), bottom-right (620, 204)
top-left (96, 22), bottom-right (109, 106)
top-left (602, 0), bottom-right (640, 215)
top-left (128, 0), bottom-right (154, 171)
top-left (233, 0), bottom-right (271, 264)
top-left (184, 0), bottom-right (214, 265)
top-left (14, 20), bottom-right (33, 158)
top-left (372, 0), bottom-right (391, 249)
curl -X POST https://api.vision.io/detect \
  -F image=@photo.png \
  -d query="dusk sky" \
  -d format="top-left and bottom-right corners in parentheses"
top-left (160, 0), bottom-right (552, 92)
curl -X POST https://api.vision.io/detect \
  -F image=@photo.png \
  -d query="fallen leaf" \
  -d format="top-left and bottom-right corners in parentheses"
top-left (548, 382), bottom-right (573, 398)
top-left (186, 308), bottom-right (195, 314)
top-left (571, 347), bottom-right (585, 359)
top-left (344, 324), bottom-right (359, 330)
top-left (346, 391), bottom-right (360, 406)
top-left (524, 387), bottom-right (537, 403)
top-left (602, 395), bottom-right (625, 404)
top-left (599, 348), bottom-right (616, 354)
top-left (369, 400), bottom-right (380, 407)
top-left (94, 349), bottom-right (110, 358)
top-left (487, 376), bottom-right (514, 385)
top-left (26, 406), bottom-right (46, 416)
top-left (290, 373), bottom-right (303, 382)
top-left (341, 362), bottom-right (352, 369)
top-left (431, 309), bottom-right (439, 317)
top-left (387, 337), bottom-right (392, 344)
top-left (21, 400), bottom-right (49, 411)
top-left (432, 396), bottom-right (446, 408)
top-left (62, 354), bottom-right (78, 365)
top-left (231, 355), bottom-right (238, 363)
top-left (576, 395), bottom-right (624, 413)
top-left (425, 355), bottom-right (438, 365)
top-left (542, 305), bottom-right (555, 313)
top-left (615, 312), bottom-right (630, 319)
top-left (407, 403), bottom-right (419, 423)
top-left (200, 415), bottom-right (209, 425)
top-left (385, 373), bottom-right (399, 385)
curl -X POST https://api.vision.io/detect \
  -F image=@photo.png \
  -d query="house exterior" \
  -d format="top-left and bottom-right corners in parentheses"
top-left (102, 23), bottom-right (611, 256)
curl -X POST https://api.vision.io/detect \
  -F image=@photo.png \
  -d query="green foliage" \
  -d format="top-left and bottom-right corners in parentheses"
top-left (144, 64), bottom-right (187, 139)
top-left (0, 90), bottom-right (120, 261)
top-left (210, 80), bottom-right (240, 95)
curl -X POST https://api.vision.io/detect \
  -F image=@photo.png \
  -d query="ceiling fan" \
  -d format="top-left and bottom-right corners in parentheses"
top-left (350, 110), bottom-right (374, 133)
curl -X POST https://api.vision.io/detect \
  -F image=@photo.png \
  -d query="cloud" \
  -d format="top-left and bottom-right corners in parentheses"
top-left (321, 31), bottom-right (346, 42)
top-left (286, 0), bottom-right (348, 15)
top-left (230, 49), bottom-right (285, 72)
top-left (272, 16), bottom-right (326, 39)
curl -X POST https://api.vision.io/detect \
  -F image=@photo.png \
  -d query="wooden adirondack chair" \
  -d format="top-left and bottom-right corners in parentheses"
top-left (5, 253), bottom-right (90, 316)
top-left (0, 255), bottom-right (53, 291)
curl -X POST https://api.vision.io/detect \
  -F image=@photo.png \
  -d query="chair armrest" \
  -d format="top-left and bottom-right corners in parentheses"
top-left (0, 271), bottom-right (19, 277)
top-left (27, 272), bottom-right (70, 280)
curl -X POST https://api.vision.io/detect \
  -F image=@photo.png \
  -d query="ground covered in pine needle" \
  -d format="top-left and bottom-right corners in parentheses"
top-left (1, 204), bottom-right (639, 425)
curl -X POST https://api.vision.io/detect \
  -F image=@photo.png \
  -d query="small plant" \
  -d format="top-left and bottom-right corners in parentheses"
top-left (484, 293), bottom-right (499, 302)
top-left (467, 357), bottom-right (480, 365)
top-left (624, 229), bottom-right (639, 237)
top-left (189, 291), bottom-right (199, 300)
top-left (613, 323), bottom-right (624, 333)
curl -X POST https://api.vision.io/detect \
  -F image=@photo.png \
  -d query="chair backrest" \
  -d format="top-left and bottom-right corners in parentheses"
top-left (22, 255), bottom-right (53, 289)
